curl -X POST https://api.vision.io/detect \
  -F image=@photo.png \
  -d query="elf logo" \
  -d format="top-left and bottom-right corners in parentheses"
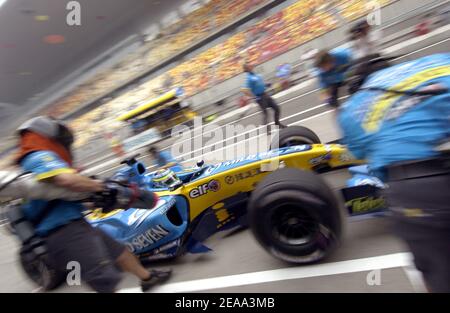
top-left (189, 180), bottom-right (220, 198)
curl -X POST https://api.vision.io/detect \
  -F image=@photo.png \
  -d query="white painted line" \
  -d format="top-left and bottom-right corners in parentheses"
top-left (0, 218), bottom-right (7, 227)
top-left (383, 24), bottom-right (450, 55)
top-left (402, 266), bottom-right (428, 293)
top-left (119, 252), bottom-right (413, 293)
top-left (289, 109), bottom-right (335, 126)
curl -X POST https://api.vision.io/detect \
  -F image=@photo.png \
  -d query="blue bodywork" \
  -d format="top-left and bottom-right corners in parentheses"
top-left (347, 165), bottom-right (385, 189)
top-left (89, 195), bottom-right (190, 259)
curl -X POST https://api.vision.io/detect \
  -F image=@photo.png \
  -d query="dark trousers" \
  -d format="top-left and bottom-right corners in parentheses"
top-left (347, 53), bottom-right (387, 94)
top-left (46, 219), bottom-right (126, 292)
top-left (328, 82), bottom-right (344, 108)
top-left (383, 169), bottom-right (450, 292)
top-left (256, 92), bottom-right (282, 126)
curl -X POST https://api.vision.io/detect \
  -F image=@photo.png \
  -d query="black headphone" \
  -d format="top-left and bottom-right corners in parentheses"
top-left (55, 123), bottom-right (74, 150)
top-left (44, 117), bottom-right (74, 151)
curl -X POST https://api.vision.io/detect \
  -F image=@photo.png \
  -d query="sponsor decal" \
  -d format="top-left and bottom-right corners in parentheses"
top-left (42, 155), bottom-right (54, 162)
top-left (338, 151), bottom-right (355, 162)
top-left (189, 180), bottom-right (221, 198)
top-left (203, 145), bottom-right (311, 175)
top-left (126, 225), bottom-right (170, 253)
top-left (384, 83), bottom-right (445, 121)
top-left (363, 66), bottom-right (450, 132)
top-left (346, 196), bottom-right (386, 214)
top-left (309, 152), bottom-right (332, 165)
top-left (225, 168), bottom-right (262, 184)
top-left (215, 208), bottom-right (231, 223)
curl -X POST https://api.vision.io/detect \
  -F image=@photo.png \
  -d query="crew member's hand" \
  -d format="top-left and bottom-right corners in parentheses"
top-left (319, 89), bottom-right (330, 102)
top-left (92, 181), bottom-right (158, 213)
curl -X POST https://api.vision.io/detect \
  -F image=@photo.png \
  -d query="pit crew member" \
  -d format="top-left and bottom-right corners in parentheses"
top-left (338, 53), bottom-right (450, 292)
top-left (16, 116), bottom-right (171, 292)
top-left (315, 49), bottom-right (352, 108)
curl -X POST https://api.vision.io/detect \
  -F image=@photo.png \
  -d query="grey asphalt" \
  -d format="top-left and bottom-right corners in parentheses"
top-left (0, 23), bottom-right (448, 293)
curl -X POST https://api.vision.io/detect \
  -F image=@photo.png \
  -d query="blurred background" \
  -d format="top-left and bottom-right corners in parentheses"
top-left (0, 0), bottom-right (449, 292)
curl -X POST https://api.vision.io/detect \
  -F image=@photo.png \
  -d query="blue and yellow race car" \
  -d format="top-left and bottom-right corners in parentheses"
top-left (87, 126), bottom-right (386, 265)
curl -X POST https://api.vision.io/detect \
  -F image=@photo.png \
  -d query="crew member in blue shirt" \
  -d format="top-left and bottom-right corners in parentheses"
top-left (16, 116), bottom-right (171, 292)
top-left (315, 49), bottom-right (352, 108)
top-left (148, 146), bottom-right (183, 172)
top-left (242, 63), bottom-right (286, 128)
top-left (338, 53), bottom-right (450, 292)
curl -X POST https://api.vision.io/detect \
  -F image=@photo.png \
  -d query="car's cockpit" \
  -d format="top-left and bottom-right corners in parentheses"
top-left (111, 155), bottom-right (209, 191)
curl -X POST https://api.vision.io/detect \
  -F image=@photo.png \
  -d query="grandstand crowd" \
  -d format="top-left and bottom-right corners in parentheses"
top-left (38, 0), bottom-right (393, 149)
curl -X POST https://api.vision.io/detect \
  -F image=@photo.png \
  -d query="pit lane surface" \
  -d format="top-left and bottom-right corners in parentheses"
top-left (0, 27), bottom-right (448, 293)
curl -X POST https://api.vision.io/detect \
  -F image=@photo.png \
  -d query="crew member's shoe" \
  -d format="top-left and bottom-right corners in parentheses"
top-left (141, 269), bottom-right (172, 292)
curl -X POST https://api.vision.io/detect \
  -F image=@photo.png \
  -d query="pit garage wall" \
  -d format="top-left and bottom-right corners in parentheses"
top-left (188, 0), bottom-right (438, 113)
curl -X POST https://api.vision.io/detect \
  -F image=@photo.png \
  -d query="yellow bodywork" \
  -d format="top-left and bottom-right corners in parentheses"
top-left (155, 144), bottom-right (362, 221)
top-left (86, 144), bottom-right (362, 222)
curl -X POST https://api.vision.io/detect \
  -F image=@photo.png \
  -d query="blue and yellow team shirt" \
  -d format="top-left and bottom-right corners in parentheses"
top-left (338, 53), bottom-right (450, 180)
top-left (20, 150), bottom-right (85, 235)
top-left (317, 48), bottom-right (352, 89)
top-left (245, 72), bottom-right (266, 97)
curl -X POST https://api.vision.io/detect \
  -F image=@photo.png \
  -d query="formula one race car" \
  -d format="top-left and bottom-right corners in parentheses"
top-left (87, 126), bottom-right (386, 265)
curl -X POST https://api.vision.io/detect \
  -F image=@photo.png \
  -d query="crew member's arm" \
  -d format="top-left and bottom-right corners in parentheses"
top-left (159, 151), bottom-right (178, 170)
top-left (22, 151), bottom-right (104, 194)
top-left (319, 88), bottom-right (331, 101)
top-left (242, 74), bottom-right (256, 99)
top-left (0, 170), bottom-right (90, 200)
top-left (160, 163), bottom-right (176, 170)
top-left (52, 172), bottom-right (104, 193)
top-left (317, 74), bottom-right (331, 102)
top-left (241, 87), bottom-right (253, 98)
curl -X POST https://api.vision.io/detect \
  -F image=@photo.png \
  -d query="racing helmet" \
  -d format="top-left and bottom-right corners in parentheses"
top-left (151, 169), bottom-right (182, 189)
top-left (17, 116), bottom-right (74, 151)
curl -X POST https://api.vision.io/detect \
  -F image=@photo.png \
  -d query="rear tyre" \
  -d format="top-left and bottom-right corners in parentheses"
top-left (271, 126), bottom-right (321, 149)
top-left (248, 168), bottom-right (343, 264)
top-left (19, 248), bottom-right (66, 291)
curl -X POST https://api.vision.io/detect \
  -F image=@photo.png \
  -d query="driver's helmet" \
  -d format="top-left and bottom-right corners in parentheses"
top-left (152, 169), bottom-right (182, 189)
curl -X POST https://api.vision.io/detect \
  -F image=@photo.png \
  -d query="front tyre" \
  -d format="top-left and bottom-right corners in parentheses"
top-left (248, 168), bottom-right (343, 264)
